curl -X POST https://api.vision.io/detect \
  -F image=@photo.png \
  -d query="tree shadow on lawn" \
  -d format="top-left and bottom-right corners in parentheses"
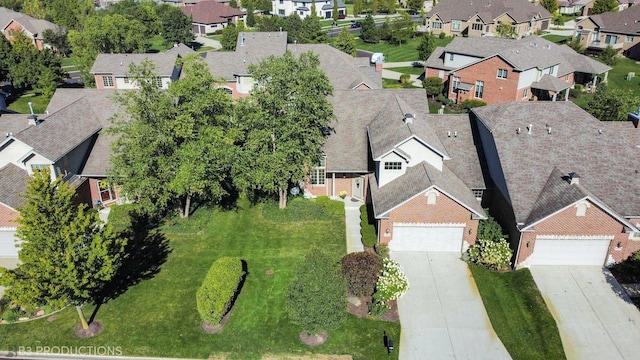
top-left (89, 210), bottom-right (172, 324)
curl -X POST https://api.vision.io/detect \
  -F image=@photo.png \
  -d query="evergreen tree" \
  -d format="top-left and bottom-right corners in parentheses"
top-left (0, 34), bottom-right (12, 82)
top-left (540, 0), bottom-right (558, 14)
top-left (221, 24), bottom-right (239, 51)
top-left (353, 0), bottom-right (360, 17)
top-left (0, 169), bottom-right (126, 330)
top-left (332, 0), bottom-right (339, 21)
top-left (360, 14), bottom-right (380, 43)
top-left (334, 27), bottom-right (356, 56)
top-left (302, 14), bottom-right (326, 43)
top-left (407, 0), bottom-right (423, 12)
top-left (246, 6), bottom-right (256, 27)
top-left (417, 32), bottom-right (436, 61)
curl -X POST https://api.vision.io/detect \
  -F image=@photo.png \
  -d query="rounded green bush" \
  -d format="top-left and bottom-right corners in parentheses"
top-left (196, 257), bottom-right (246, 325)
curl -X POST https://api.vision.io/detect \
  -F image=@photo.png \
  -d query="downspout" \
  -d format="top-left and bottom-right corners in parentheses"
top-left (332, 172), bottom-right (335, 197)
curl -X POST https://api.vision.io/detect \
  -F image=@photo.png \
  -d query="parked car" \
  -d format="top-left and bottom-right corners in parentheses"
top-left (338, 14), bottom-right (346, 19)
top-left (350, 21), bottom-right (362, 28)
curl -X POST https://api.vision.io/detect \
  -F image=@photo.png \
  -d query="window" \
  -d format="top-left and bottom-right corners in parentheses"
top-left (310, 157), bottom-right (326, 186)
top-left (426, 190), bottom-right (438, 204)
top-left (472, 23), bottom-right (483, 31)
top-left (124, 77), bottom-right (129, 84)
top-left (591, 32), bottom-right (598, 41)
top-left (452, 21), bottom-right (461, 31)
top-left (99, 180), bottom-right (115, 202)
top-left (472, 189), bottom-right (484, 198)
top-left (102, 76), bottom-right (114, 88)
top-left (384, 162), bottom-right (402, 170)
top-left (626, 35), bottom-right (634, 43)
top-left (575, 201), bottom-right (590, 216)
top-left (548, 65), bottom-right (556, 75)
top-left (497, 69), bottom-right (508, 79)
top-left (279, 0), bottom-right (283, 3)
top-left (31, 164), bottom-right (48, 172)
top-left (154, 77), bottom-right (163, 88)
top-left (220, 87), bottom-right (233, 95)
top-left (452, 76), bottom-right (460, 90)
top-left (278, 9), bottom-right (285, 15)
top-left (449, 53), bottom-right (454, 61)
top-left (605, 34), bottom-right (618, 45)
top-left (474, 80), bottom-right (484, 98)
top-left (523, 88), bottom-right (528, 98)
top-left (431, 22), bottom-right (442, 29)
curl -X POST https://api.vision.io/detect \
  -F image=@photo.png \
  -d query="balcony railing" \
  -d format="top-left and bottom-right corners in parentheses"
top-left (588, 41), bottom-right (624, 49)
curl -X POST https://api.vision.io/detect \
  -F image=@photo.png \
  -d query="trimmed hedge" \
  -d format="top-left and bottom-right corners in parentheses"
top-left (341, 252), bottom-right (383, 297)
top-left (196, 257), bottom-right (246, 325)
top-left (360, 205), bottom-right (377, 247)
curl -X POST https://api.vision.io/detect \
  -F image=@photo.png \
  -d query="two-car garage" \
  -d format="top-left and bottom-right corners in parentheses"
top-left (389, 223), bottom-right (465, 252)
top-left (0, 229), bottom-right (19, 258)
top-left (525, 236), bottom-right (612, 266)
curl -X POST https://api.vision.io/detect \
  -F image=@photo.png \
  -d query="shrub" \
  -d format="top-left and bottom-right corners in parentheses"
top-left (315, 196), bottom-right (344, 216)
top-left (341, 252), bottom-right (383, 296)
top-left (399, 73), bottom-right (411, 85)
top-left (360, 205), bottom-right (377, 247)
top-left (569, 88), bottom-right (582, 99)
top-left (196, 257), bottom-right (246, 325)
top-left (461, 99), bottom-right (487, 109)
top-left (287, 247), bottom-right (347, 334)
top-left (1, 309), bottom-right (24, 323)
top-left (574, 84), bottom-right (584, 92)
top-left (468, 237), bottom-right (512, 271)
top-left (370, 258), bottom-right (409, 317)
top-left (374, 243), bottom-right (389, 258)
top-left (438, 32), bottom-right (446, 39)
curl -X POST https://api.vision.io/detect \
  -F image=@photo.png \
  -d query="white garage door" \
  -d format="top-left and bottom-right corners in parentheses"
top-left (528, 237), bottom-right (610, 266)
top-left (391, 225), bottom-right (464, 252)
top-left (0, 230), bottom-right (19, 257)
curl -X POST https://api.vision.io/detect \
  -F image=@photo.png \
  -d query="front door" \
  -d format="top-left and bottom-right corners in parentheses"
top-left (351, 176), bottom-right (364, 200)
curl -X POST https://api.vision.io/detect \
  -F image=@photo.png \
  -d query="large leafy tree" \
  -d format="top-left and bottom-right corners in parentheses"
top-left (7, 30), bottom-right (65, 92)
top-left (234, 51), bottom-right (335, 209)
top-left (0, 34), bottom-right (11, 82)
top-left (46, 0), bottom-right (94, 31)
top-left (540, 0), bottom-right (558, 14)
top-left (284, 13), bottom-right (305, 43)
top-left (42, 28), bottom-right (71, 57)
top-left (360, 14), bottom-right (380, 43)
top-left (407, 0), bottom-right (423, 12)
top-left (0, 169), bottom-right (126, 330)
top-left (417, 32), bottom-right (436, 61)
top-left (109, 55), bottom-right (235, 218)
top-left (584, 84), bottom-right (640, 122)
top-left (221, 23), bottom-right (239, 51)
top-left (334, 27), bottom-right (356, 56)
top-left (591, 0), bottom-right (618, 14)
top-left (156, 5), bottom-right (193, 46)
top-left (302, 14), bottom-right (325, 43)
top-left (389, 13), bottom-right (416, 45)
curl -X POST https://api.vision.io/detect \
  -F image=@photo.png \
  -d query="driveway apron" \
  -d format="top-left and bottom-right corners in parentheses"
top-left (391, 252), bottom-right (511, 360)
top-left (531, 266), bottom-right (640, 360)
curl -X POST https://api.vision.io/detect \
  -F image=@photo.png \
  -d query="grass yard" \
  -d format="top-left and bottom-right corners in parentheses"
top-left (469, 263), bottom-right (565, 360)
top-left (355, 36), bottom-right (453, 62)
top-left (0, 197), bottom-right (400, 360)
top-left (384, 66), bottom-right (424, 75)
top-left (571, 58), bottom-right (640, 110)
top-left (6, 92), bottom-right (50, 113)
top-left (541, 34), bottom-right (570, 44)
top-left (381, 78), bottom-right (420, 88)
top-left (149, 35), bottom-right (172, 53)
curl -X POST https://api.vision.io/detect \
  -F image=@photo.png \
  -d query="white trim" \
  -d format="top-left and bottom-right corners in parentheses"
top-left (393, 222), bottom-right (466, 227)
top-left (378, 185), bottom-right (486, 219)
top-left (0, 226), bottom-right (17, 231)
top-left (535, 235), bottom-right (615, 240)
top-left (372, 134), bottom-right (450, 162)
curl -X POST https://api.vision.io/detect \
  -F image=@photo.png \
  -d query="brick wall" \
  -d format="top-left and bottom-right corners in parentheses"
top-left (378, 188), bottom-right (479, 247)
top-left (305, 173), bottom-right (369, 199)
top-left (452, 56), bottom-right (520, 105)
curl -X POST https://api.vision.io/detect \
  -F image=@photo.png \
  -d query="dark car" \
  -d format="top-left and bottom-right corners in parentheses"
top-left (350, 21), bottom-right (362, 28)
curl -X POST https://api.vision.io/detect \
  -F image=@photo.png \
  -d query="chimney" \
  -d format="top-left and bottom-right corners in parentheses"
top-left (568, 172), bottom-right (580, 185)
top-left (403, 113), bottom-right (414, 124)
top-left (375, 62), bottom-right (383, 72)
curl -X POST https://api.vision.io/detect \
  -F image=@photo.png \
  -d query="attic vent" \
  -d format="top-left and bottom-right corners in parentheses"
top-left (403, 113), bottom-right (415, 124)
top-left (568, 172), bottom-right (580, 185)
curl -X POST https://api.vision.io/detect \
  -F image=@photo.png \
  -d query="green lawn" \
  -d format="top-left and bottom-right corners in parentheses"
top-left (356, 36), bottom-right (453, 62)
top-left (571, 58), bottom-right (640, 110)
top-left (0, 198), bottom-right (399, 360)
top-left (469, 263), bottom-right (566, 360)
top-left (541, 34), bottom-right (570, 44)
top-left (149, 35), bottom-right (172, 53)
top-left (384, 65), bottom-right (424, 75)
top-left (6, 92), bottom-right (50, 114)
top-left (382, 78), bottom-right (420, 88)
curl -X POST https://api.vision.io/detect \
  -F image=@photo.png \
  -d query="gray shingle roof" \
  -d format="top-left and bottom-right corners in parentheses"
top-left (369, 160), bottom-right (486, 218)
top-left (0, 114), bottom-right (32, 135)
top-left (324, 89), bottom-right (429, 172)
top-left (0, 163), bottom-right (29, 209)
top-left (0, 7), bottom-right (60, 39)
top-left (585, 4), bottom-right (640, 36)
top-left (427, 0), bottom-right (552, 23)
top-left (472, 101), bottom-right (640, 224)
top-left (531, 74), bottom-right (571, 92)
top-left (90, 53), bottom-right (178, 76)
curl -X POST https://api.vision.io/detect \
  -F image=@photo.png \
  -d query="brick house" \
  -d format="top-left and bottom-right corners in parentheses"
top-left (472, 102), bottom-right (640, 267)
top-left (425, 0), bottom-right (552, 38)
top-left (425, 36), bottom-right (611, 105)
top-left (271, 0), bottom-right (346, 19)
top-left (181, 0), bottom-right (245, 35)
top-left (574, 5), bottom-right (640, 60)
top-left (0, 6), bottom-right (61, 50)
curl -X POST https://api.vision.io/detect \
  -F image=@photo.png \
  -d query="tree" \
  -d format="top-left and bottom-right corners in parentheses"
top-left (284, 13), bottom-right (304, 43)
top-left (333, 27), bottom-right (356, 56)
top-left (286, 248), bottom-right (346, 334)
top-left (332, 0), bottom-right (339, 21)
top-left (302, 14), bottom-right (325, 43)
top-left (371, 0), bottom-right (378, 15)
top-left (360, 14), bottom-right (380, 44)
top-left (42, 28), bottom-right (71, 57)
top-left (389, 13), bottom-right (415, 45)
top-left (7, 31), bottom-right (65, 91)
top-left (584, 84), bottom-right (640, 122)
top-left (379, 18), bottom-right (391, 41)
top-left (221, 23), bottom-right (239, 51)
top-left (496, 21), bottom-right (517, 39)
top-left (109, 56), bottom-right (236, 217)
top-left (246, 6), bottom-right (256, 27)
top-left (46, 0), bottom-right (94, 31)
top-left (0, 168), bottom-right (126, 330)
top-left (540, 0), bottom-right (558, 14)
top-left (591, 0), bottom-right (618, 14)
top-left (353, 0), bottom-right (361, 17)
top-left (0, 34), bottom-right (11, 82)
top-left (234, 52), bottom-right (335, 209)
top-left (157, 5), bottom-right (193, 46)
top-left (407, 0), bottom-right (423, 12)
top-left (600, 44), bottom-right (619, 66)
top-left (566, 37), bottom-right (585, 54)
top-left (423, 76), bottom-right (443, 98)
top-left (417, 32), bottom-right (436, 61)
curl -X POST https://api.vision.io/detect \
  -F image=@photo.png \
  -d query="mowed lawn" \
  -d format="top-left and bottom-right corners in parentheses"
top-left (0, 198), bottom-right (400, 359)
top-left (355, 36), bottom-right (453, 62)
top-left (572, 58), bottom-right (640, 109)
top-left (469, 263), bottom-right (566, 360)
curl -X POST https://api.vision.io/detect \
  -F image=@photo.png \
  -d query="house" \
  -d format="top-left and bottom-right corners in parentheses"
top-left (425, 0), bottom-right (552, 38)
top-left (272, 0), bottom-right (346, 19)
top-left (472, 101), bottom-right (640, 267)
top-left (574, 5), bottom-right (640, 60)
top-left (201, 32), bottom-right (381, 98)
top-left (181, 0), bottom-right (245, 35)
top-left (90, 44), bottom-right (195, 89)
top-left (0, 7), bottom-right (61, 50)
top-left (425, 36), bottom-right (611, 105)
top-left (558, 0), bottom-right (592, 15)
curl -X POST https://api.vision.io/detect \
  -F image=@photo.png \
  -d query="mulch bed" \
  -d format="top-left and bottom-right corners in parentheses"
top-left (299, 331), bottom-right (328, 346)
top-left (347, 296), bottom-right (399, 322)
top-left (74, 321), bottom-right (103, 338)
top-left (202, 310), bottom-right (233, 333)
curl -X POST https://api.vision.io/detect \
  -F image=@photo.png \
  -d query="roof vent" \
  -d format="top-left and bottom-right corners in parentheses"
top-left (240, 33), bottom-right (245, 46)
top-left (527, 124), bottom-right (532, 135)
top-left (516, 127), bottom-right (521, 134)
top-left (27, 114), bottom-right (39, 126)
top-left (568, 172), bottom-right (580, 185)
top-left (403, 113), bottom-right (414, 124)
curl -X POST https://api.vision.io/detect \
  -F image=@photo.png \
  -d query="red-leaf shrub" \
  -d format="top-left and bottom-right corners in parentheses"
top-left (340, 252), bottom-right (383, 297)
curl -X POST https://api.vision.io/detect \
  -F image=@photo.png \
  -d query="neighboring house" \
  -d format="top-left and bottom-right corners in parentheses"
top-left (425, 0), bottom-right (552, 38)
top-left (201, 32), bottom-right (381, 98)
top-left (90, 44), bottom-right (195, 89)
top-left (574, 5), bottom-right (640, 60)
top-left (0, 7), bottom-right (61, 50)
top-left (181, 0), bottom-right (245, 35)
top-left (272, 0), bottom-right (346, 18)
top-left (472, 101), bottom-right (640, 267)
top-left (425, 36), bottom-right (611, 105)
top-left (558, 0), bottom-right (592, 15)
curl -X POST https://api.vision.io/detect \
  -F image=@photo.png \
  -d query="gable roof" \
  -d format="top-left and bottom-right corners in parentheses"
top-left (0, 7), bottom-right (60, 39)
top-left (369, 161), bottom-right (486, 218)
top-left (427, 0), bottom-right (551, 23)
top-left (0, 163), bottom-right (29, 210)
top-left (531, 74), bottom-right (571, 92)
top-left (472, 101), bottom-right (640, 224)
top-left (180, 0), bottom-right (245, 25)
top-left (585, 4), bottom-right (640, 36)
top-left (324, 89), bottom-right (429, 172)
top-left (0, 113), bottom-right (32, 135)
top-left (90, 53), bottom-right (179, 77)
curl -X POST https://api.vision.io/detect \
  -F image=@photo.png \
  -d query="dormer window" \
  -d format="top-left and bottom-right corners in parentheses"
top-left (384, 162), bottom-right (402, 170)
top-left (575, 201), bottom-right (590, 217)
top-left (426, 189), bottom-right (439, 204)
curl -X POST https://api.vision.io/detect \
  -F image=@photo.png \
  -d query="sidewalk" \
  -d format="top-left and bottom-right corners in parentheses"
top-left (337, 197), bottom-right (365, 253)
top-left (381, 68), bottom-right (424, 87)
top-left (194, 35), bottom-right (221, 50)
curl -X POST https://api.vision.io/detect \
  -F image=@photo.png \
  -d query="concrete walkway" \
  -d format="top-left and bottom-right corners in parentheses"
top-left (531, 266), bottom-right (640, 360)
top-left (391, 252), bottom-right (511, 360)
top-left (194, 35), bottom-right (221, 50)
top-left (338, 197), bottom-right (364, 253)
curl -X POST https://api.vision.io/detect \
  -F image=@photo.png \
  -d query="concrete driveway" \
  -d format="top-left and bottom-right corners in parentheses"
top-left (391, 252), bottom-right (510, 360)
top-left (531, 266), bottom-right (640, 360)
